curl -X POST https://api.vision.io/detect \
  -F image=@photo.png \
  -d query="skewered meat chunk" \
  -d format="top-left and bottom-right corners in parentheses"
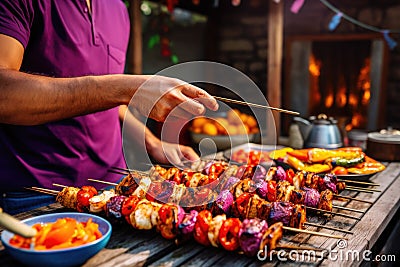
top-left (188, 173), bottom-right (206, 187)
top-left (276, 181), bottom-right (295, 202)
top-left (259, 222), bottom-right (283, 258)
top-left (156, 204), bottom-right (185, 239)
top-left (211, 190), bottom-right (234, 215)
top-left (220, 165), bottom-right (239, 180)
top-left (256, 200), bottom-right (272, 222)
top-left (208, 214), bottom-right (227, 247)
top-left (292, 171), bottom-right (303, 190)
top-left (89, 190), bottom-right (116, 213)
top-left (115, 173), bottom-right (139, 196)
top-left (56, 187), bottom-right (80, 209)
top-left (190, 159), bottom-right (206, 172)
top-left (304, 173), bottom-right (321, 190)
top-left (149, 165), bottom-right (167, 179)
top-left (290, 189), bottom-right (306, 205)
top-left (246, 194), bottom-right (264, 219)
top-left (165, 167), bottom-right (180, 181)
top-left (126, 176), bottom-right (152, 200)
top-left (231, 178), bottom-right (255, 199)
top-left (168, 184), bottom-right (185, 204)
top-left (336, 181), bottom-right (346, 192)
top-left (317, 189), bottom-right (333, 212)
top-left (289, 204), bottom-right (306, 229)
top-left (130, 199), bottom-right (157, 230)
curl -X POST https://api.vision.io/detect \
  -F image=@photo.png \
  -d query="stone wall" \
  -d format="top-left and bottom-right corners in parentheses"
top-left (212, 0), bottom-right (268, 103)
top-left (212, 0), bottom-right (400, 129)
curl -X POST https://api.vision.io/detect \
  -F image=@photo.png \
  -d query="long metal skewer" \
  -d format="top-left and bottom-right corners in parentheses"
top-left (346, 186), bottom-right (381, 193)
top-left (332, 205), bottom-right (365, 213)
top-left (333, 194), bottom-right (373, 204)
top-left (90, 178), bottom-right (362, 221)
top-left (53, 183), bottom-right (67, 188)
top-left (87, 178), bottom-right (118, 186)
top-left (345, 187), bottom-right (374, 194)
top-left (337, 179), bottom-right (380, 186)
top-left (25, 187), bottom-right (59, 195)
top-left (108, 169), bottom-right (129, 176)
top-left (113, 166), bottom-right (378, 194)
top-left (306, 207), bottom-right (361, 220)
top-left (212, 96), bottom-right (300, 115)
top-left (283, 226), bottom-right (347, 240)
top-left (111, 166), bottom-right (148, 175)
top-left (304, 222), bottom-right (353, 234)
top-left (29, 185), bottom-right (351, 239)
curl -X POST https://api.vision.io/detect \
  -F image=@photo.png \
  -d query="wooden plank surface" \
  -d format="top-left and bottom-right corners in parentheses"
top-left (1, 163), bottom-right (399, 267)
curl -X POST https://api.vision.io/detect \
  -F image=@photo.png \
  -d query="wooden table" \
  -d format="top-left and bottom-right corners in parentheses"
top-left (1, 162), bottom-right (400, 267)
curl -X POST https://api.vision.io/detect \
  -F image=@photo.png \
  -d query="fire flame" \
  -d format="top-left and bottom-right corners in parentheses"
top-left (308, 54), bottom-right (371, 130)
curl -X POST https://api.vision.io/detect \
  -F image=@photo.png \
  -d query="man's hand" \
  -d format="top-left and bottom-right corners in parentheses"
top-left (130, 76), bottom-right (219, 122)
top-left (148, 140), bottom-right (199, 166)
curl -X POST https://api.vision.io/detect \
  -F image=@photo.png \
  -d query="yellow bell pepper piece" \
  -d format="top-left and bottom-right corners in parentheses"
top-left (287, 155), bottom-right (330, 173)
top-left (307, 148), bottom-right (361, 163)
top-left (269, 147), bottom-right (294, 160)
top-left (302, 164), bottom-right (331, 173)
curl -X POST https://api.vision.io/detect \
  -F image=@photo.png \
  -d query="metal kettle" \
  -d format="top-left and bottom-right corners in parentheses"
top-left (293, 114), bottom-right (343, 149)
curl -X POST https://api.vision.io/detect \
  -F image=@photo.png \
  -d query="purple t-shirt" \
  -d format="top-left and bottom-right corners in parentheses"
top-left (0, 0), bottom-right (130, 190)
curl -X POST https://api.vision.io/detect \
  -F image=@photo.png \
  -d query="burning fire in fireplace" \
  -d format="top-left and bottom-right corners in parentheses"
top-left (308, 40), bottom-right (371, 131)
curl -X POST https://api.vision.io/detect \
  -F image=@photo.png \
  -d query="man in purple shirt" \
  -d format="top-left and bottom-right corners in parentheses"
top-left (0, 0), bottom-right (218, 214)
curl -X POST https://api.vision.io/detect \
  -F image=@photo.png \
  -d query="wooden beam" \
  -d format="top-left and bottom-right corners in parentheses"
top-left (267, 0), bottom-right (284, 138)
top-left (127, 0), bottom-right (142, 74)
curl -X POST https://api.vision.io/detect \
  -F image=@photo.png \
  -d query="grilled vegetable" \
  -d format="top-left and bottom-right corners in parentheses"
top-left (218, 218), bottom-right (242, 251)
top-left (239, 218), bottom-right (269, 257)
top-left (331, 154), bottom-right (365, 168)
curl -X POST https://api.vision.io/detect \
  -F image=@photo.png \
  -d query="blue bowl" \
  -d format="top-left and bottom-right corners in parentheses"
top-left (1, 212), bottom-right (112, 267)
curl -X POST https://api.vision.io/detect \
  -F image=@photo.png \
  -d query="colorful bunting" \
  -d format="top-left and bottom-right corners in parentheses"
top-left (290, 0), bottom-right (305, 14)
top-left (382, 31), bottom-right (398, 50)
top-left (328, 12), bottom-right (342, 31)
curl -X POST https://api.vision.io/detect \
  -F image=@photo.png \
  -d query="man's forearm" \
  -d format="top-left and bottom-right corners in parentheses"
top-left (0, 69), bottom-right (145, 125)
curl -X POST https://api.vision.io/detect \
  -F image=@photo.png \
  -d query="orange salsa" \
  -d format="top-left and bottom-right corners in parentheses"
top-left (9, 217), bottom-right (102, 250)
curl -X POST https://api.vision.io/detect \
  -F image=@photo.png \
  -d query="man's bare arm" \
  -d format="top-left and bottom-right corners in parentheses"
top-left (0, 34), bottom-right (218, 126)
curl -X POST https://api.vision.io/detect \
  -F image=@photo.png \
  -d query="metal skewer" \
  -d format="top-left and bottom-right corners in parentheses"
top-left (333, 194), bottom-right (374, 204)
top-left (110, 166), bottom-right (148, 175)
top-left (283, 226), bottom-right (347, 240)
top-left (337, 179), bottom-right (380, 186)
top-left (28, 185), bottom-right (350, 240)
top-left (344, 187), bottom-right (374, 194)
top-left (87, 178), bottom-right (118, 186)
top-left (52, 183), bottom-right (67, 188)
top-left (346, 186), bottom-right (381, 193)
top-left (89, 178), bottom-right (362, 221)
top-left (108, 169), bottom-right (130, 176)
top-left (213, 96), bottom-right (300, 115)
top-left (332, 205), bottom-right (365, 213)
top-left (25, 187), bottom-right (59, 196)
top-left (306, 207), bottom-right (361, 220)
top-left (304, 222), bottom-right (353, 234)
top-left (276, 245), bottom-right (325, 251)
